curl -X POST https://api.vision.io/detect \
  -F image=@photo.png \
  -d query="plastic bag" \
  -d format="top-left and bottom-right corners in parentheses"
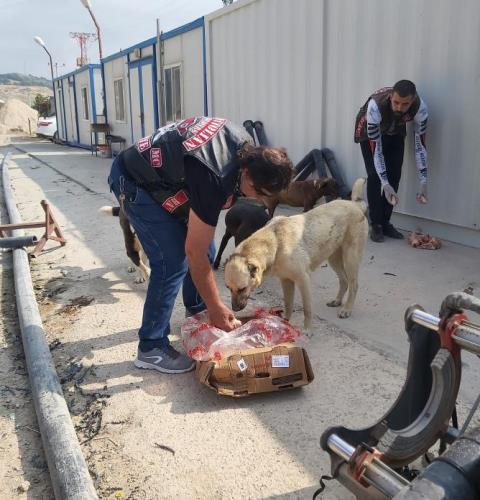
top-left (181, 306), bottom-right (304, 361)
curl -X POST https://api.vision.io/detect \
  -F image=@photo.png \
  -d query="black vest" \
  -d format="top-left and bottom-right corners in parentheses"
top-left (121, 117), bottom-right (253, 220)
top-left (354, 87), bottom-right (421, 143)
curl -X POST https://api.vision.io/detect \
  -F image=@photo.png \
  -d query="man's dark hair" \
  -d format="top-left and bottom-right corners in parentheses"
top-left (237, 143), bottom-right (292, 194)
top-left (393, 80), bottom-right (417, 98)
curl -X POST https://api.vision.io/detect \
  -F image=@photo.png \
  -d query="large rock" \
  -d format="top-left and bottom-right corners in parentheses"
top-left (0, 98), bottom-right (38, 133)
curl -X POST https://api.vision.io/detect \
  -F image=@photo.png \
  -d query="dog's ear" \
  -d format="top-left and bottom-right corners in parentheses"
top-left (247, 262), bottom-right (258, 278)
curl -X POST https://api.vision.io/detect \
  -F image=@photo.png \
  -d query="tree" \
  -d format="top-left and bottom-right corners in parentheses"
top-left (32, 94), bottom-right (50, 117)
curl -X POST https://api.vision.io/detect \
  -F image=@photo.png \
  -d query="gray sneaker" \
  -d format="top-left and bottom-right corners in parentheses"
top-left (134, 345), bottom-right (195, 374)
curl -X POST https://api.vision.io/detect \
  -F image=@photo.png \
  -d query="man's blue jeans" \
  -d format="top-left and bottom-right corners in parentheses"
top-left (108, 157), bottom-right (215, 352)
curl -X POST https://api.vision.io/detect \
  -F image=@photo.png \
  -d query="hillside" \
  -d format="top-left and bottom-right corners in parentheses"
top-left (0, 73), bottom-right (52, 87)
top-left (0, 84), bottom-right (52, 108)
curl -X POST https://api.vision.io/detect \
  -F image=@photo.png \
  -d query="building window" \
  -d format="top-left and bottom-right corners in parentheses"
top-left (114, 79), bottom-right (125, 122)
top-left (81, 87), bottom-right (89, 120)
top-left (164, 65), bottom-right (182, 123)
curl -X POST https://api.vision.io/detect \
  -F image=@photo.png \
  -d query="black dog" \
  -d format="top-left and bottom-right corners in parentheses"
top-left (213, 197), bottom-right (270, 269)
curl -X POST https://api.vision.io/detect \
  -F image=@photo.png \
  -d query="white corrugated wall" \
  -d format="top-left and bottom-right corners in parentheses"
top-left (103, 55), bottom-right (131, 144)
top-left (163, 26), bottom-right (205, 118)
top-left (206, 0), bottom-right (480, 246)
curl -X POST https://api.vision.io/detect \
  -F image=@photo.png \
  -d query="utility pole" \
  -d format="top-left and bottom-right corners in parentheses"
top-left (70, 32), bottom-right (97, 67)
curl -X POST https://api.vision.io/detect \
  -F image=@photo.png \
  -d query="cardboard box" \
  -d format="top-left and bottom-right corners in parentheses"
top-left (196, 344), bottom-right (314, 397)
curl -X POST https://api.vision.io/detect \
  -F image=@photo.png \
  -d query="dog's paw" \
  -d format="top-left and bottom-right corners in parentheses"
top-left (127, 266), bottom-right (136, 273)
top-left (326, 299), bottom-right (342, 307)
top-left (337, 309), bottom-right (351, 318)
top-left (134, 276), bottom-right (146, 284)
top-left (303, 318), bottom-right (312, 330)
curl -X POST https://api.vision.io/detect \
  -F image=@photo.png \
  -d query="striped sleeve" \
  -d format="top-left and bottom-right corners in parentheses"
top-left (413, 98), bottom-right (428, 184)
top-left (366, 99), bottom-right (389, 186)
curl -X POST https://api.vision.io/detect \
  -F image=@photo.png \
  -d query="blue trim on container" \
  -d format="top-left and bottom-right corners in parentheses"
top-left (100, 63), bottom-right (108, 121)
top-left (65, 141), bottom-right (94, 150)
top-left (72, 74), bottom-right (80, 143)
top-left (89, 66), bottom-right (98, 148)
top-left (127, 53), bottom-right (134, 144)
top-left (102, 38), bottom-right (157, 64)
top-left (60, 79), bottom-right (68, 141)
top-left (202, 20), bottom-right (208, 116)
top-left (100, 17), bottom-right (203, 64)
top-left (152, 43), bottom-right (159, 130)
top-left (161, 17), bottom-right (203, 41)
top-left (89, 66), bottom-right (97, 124)
top-left (54, 64), bottom-right (102, 83)
top-left (128, 56), bottom-right (154, 68)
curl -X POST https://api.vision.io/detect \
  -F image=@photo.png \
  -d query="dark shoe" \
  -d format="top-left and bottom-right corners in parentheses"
top-left (134, 345), bottom-right (195, 374)
top-left (383, 223), bottom-right (404, 239)
top-left (370, 224), bottom-right (384, 242)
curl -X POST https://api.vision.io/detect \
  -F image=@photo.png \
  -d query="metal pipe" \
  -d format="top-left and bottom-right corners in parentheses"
top-left (410, 309), bottom-right (439, 331)
top-left (327, 433), bottom-right (356, 461)
top-left (410, 308), bottom-right (480, 355)
top-left (327, 434), bottom-right (409, 497)
top-left (1, 153), bottom-right (97, 500)
top-left (0, 235), bottom-right (38, 248)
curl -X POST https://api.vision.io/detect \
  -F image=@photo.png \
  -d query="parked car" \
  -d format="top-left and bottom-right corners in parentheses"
top-left (36, 114), bottom-right (57, 141)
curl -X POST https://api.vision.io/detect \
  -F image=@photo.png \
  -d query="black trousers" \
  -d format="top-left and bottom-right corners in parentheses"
top-left (360, 135), bottom-right (405, 226)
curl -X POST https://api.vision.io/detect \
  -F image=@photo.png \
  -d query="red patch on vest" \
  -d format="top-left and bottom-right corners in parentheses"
top-left (176, 117), bottom-right (198, 136)
top-left (150, 148), bottom-right (162, 167)
top-left (162, 190), bottom-right (189, 213)
top-left (183, 118), bottom-right (227, 152)
top-left (136, 136), bottom-right (151, 153)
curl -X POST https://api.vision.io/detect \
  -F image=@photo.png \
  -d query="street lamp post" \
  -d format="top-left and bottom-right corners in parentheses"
top-left (80, 0), bottom-right (103, 60)
top-left (34, 36), bottom-right (58, 139)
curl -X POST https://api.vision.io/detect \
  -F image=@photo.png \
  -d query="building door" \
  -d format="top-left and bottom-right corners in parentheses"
top-left (128, 57), bottom-right (158, 142)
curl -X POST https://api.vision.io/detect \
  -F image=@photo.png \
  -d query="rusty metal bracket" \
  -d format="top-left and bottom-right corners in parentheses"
top-left (0, 199), bottom-right (66, 256)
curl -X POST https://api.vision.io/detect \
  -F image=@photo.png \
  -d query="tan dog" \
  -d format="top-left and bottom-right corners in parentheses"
top-left (263, 177), bottom-right (339, 217)
top-left (224, 178), bottom-right (368, 329)
top-left (99, 206), bottom-right (150, 283)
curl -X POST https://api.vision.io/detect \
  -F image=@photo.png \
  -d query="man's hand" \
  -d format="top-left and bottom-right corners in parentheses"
top-left (382, 183), bottom-right (399, 206)
top-left (416, 182), bottom-right (428, 204)
top-left (208, 303), bottom-right (241, 331)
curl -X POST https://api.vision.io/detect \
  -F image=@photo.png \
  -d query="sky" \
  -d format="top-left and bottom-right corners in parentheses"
top-left (0, 0), bottom-right (225, 80)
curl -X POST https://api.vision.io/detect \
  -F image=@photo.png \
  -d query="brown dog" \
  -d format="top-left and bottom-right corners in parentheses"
top-left (99, 206), bottom-right (150, 283)
top-left (263, 177), bottom-right (338, 217)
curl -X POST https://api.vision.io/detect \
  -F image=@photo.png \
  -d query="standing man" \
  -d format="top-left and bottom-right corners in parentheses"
top-left (108, 117), bottom-right (293, 374)
top-left (354, 80), bottom-right (428, 242)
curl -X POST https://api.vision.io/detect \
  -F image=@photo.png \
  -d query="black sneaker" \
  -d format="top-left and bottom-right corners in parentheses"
top-left (383, 223), bottom-right (404, 239)
top-left (370, 224), bottom-right (384, 242)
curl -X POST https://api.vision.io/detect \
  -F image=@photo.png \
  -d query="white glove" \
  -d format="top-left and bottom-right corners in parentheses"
top-left (416, 182), bottom-right (428, 204)
top-left (382, 183), bottom-right (399, 206)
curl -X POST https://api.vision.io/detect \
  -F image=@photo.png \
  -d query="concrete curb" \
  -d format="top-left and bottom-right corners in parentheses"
top-left (1, 152), bottom-right (98, 499)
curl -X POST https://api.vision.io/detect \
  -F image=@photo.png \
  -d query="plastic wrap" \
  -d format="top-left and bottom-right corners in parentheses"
top-left (181, 307), bottom-right (303, 361)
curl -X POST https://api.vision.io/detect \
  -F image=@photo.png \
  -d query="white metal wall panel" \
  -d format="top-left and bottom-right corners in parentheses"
top-left (206, 0), bottom-right (326, 164)
top-left (163, 27), bottom-right (204, 118)
top-left (56, 80), bottom-right (67, 141)
top-left (104, 57), bottom-right (131, 145)
top-left (141, 63), bottom-right (155, 136)
top-left (129, 67), bottom-right (143, 141)
top-left (206, 0), bottom-right (480, 237)
top-left (74, 69), bottom-right (92, 146)
top-left (93, 68), bottom-right (104, 117)
top-left (322, 0), bottom-right (480, 230)
top-left (65, 78), bottom-right (77, 143)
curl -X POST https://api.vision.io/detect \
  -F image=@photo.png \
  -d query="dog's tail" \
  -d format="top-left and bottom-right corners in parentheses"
top-left (350, 178), bottom-right (367, 215)
top-left (99, 205), bottom-right (120, 217)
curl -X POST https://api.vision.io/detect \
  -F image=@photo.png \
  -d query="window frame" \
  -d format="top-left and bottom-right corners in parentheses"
top-left (113, 78), bottom-right (126, 123)
top-left (80, 86), bottom-right (89, 121)
top-left (163, 63), bottom-right (183, 124)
